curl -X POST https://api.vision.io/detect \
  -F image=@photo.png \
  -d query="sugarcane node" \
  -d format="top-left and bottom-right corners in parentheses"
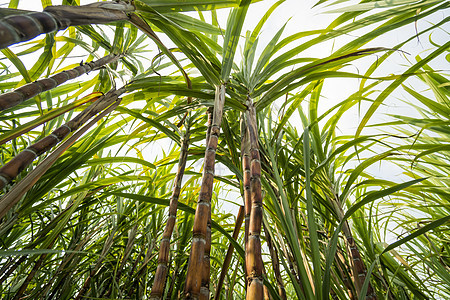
top-left (153, 267), bottom-right (167, 281)
top-left (29, 12), bottom-right (59, 33)
top-left (250, 148), bottom-right (260, 156)
top-left (186, 242), bottom-right (205, 271)
top-left (199, 287), bottom-right (209, 297)
top-left (246, 285), bottom-right (264, 300)
top-left (73, 65), bottom-right (87, 76)
top-left (4, 15), bottom-right (40, 39)
top-left (210, 125), bottom-right (220, 136)
top-left (0, 22), bottom-right (20, 48)
top-left (201, 264), bottom-right (210, 282)
top-left (199, 188), bottom-right (213, 200)
top-left (245, 255), bottom-right (258, 275)
top-left (0, 172), bottom-right (12, 186)
top-left (39, 78), bottom-right (58, 91)
top-left (17, 83), bottom-right (41, 100)
top-left (250, 165), bottom-right (261, 177)
top-left (207, 134), bottom-right (219, 146)
top-left (31, 136), bottom-right (58, 156)
top-left (193, 217), bottom-right (209, 235)
top-left (52, 72), bottom-right (70, 85)
top-left (250, 182), bottom-right (262, 197)
top-left (53, 125), bottom-right (71, 138)
top-left (65, 69), bottom-right (79, 80)
top-left (64, 119), bottom-right (80, 132)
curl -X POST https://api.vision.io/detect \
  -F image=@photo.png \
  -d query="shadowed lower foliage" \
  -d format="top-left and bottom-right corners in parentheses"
top-left (0, 0), bottom-right (449, 299)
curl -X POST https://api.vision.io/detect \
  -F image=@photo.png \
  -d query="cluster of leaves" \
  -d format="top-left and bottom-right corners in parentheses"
top-left (0, 0), bottom-right (448, 299)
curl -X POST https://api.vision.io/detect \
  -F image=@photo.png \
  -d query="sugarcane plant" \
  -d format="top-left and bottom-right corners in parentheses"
top-left (0, 0), bottom-right (449, 299)
top-left (150, 111), bottom-right (192, 299)
top-left (184, 85), bottom-right (226, 299)
top-left (244, 100), bottom-right (264, 299)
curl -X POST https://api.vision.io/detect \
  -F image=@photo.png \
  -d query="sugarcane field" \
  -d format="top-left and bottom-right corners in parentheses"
top-left (0, 0), bottom-right (448, 299)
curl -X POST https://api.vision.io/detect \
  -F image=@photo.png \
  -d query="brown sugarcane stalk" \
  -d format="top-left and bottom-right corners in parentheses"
top-left (150, 120), bottom-right (191, 299)
top-left (200, 108), bottom-right (214, 300)
top-left (0, 54), bottom-right (121, 111)
top-left (214, 206), bottom-right (245, 300)
top-left (0, 88), bottom-right (125, 192)
top-left (0, 95), bottom-right (122, 222)
top-left (0, 1), bottom-right (133, 50)
top-left (346, 235), bottom-right (376, 299)
top-left (245, 101), bottom-right (264, 300)
top-left (262, 222), bottom-right (287, 300)
top-left (200, 217), bottom-right (212, 300)
top-left (240, 113), bottom-right (251, 284)
top-left (184, 85), bottom-right (225, 299)
top-left (331, 196), bottom-right (376, 299)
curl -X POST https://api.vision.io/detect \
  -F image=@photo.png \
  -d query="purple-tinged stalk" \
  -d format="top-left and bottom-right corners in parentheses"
top-left (150, 119), bottom-right (191, 299)
top-left (240, 113), bottom-right (251, 282)
top-left (184, 85), bottom-right (225, 299)
top-left (245, 101), bottom-right (264, 300)
top-left (0, 54), bottom-right (121, 110)
top-left (200, 108), bottom-right (214, 300)
top-left (0, 2), bottom-right (132, 50)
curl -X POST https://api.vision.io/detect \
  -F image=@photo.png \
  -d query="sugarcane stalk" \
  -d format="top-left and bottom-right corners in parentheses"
top-left (346, 235), bottom-right (377, 299)
top-left (200, 219), bottom-right (212, 300)
top-left (0, 88), bottom-right (125, 192)
top-left (262, 221), bottom-right (287, 300)
top-left (184, 85), bottom-right (225, 299)
top-left (0, 98), bottom-right (122, 223)
top-left (214, 206), bottom-right (245, 300)
top-left (240, 113), bottom-right (251, 284)
top-left (245, 100), bottom-right (264, 300)
top-left (0, 1), bottom-right (133, 50)
top-left (200, 108), bottom-right (214, 300)
top-left (331, 196), bottom-right (376, 299)
top-left (150, 119), bottom-right (191, 299)
top-left (0, 54), bottom-right (121, 111)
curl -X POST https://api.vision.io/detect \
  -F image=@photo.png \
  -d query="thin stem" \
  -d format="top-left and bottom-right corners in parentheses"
top-left (150, 117), bottom-right (191, 299)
